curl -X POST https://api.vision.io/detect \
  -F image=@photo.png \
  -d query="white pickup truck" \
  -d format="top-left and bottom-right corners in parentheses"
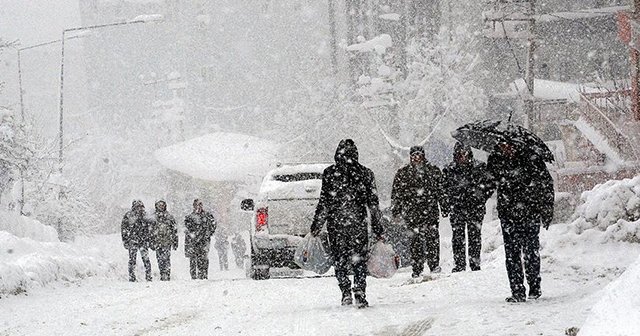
top-left (241, 163), bottom-right (330, 280)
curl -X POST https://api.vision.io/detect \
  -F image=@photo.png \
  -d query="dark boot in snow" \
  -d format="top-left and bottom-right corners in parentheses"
top-left (341, 291), bottom-right (353, 306)
top-left (505, 295), bottom-right (526, 303)
top-left (354, 290), bottom-right (368, 308)
top-left (528, 289), bottom-right (541, 300)
top-left (451, 266), bottom-right (465, 273)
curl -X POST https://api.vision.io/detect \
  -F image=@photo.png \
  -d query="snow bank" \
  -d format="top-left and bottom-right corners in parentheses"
top-left (0, 211), bottom-right (58, 242)
top-left (570, 176), bottom-right (640, 243)
top-left (580, 254), bottom-right (640, 336)
top-left (0, 232), bottom-right (119, 298)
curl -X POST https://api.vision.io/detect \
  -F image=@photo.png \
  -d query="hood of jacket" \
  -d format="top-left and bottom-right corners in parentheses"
top-left (334, 139), bottom-right (359, 166)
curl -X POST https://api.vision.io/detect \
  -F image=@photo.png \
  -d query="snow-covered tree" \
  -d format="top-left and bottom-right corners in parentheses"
top-left (357, 25), bottom-right (488, 165)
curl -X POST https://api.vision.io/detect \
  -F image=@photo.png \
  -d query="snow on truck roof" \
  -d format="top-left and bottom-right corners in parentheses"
top-left (266, 163), bottom-right (331, 176)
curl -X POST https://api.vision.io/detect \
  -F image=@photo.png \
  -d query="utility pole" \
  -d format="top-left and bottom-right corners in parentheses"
top-left (328, 0), bottom-right (339, 78)
top-left (524, 0), bottom-right (536, 123)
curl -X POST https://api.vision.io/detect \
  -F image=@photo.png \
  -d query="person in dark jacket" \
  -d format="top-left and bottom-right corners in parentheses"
top-left (184, 199), bottom-right (217, 280)
top-left (443, 142), bottom-right (493, 272)
top-left (310, 139), bottom-right (384, 308)
top-left (150, 200), bottom-right (178, 281)
top-left (214, 228), bottom-right (229, 271)
top-left (487, 141), bottom-right (554, 302)
top-left (231, 232), bottom-right (247, 268)
top-left (391, 146), bottom-right (449, 278)
top-left (121, 200), bottom-right (152, 282)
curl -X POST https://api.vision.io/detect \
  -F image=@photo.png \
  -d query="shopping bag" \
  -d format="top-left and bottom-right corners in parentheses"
top-left (367, 241), bottom-right (400, 278)
top-left (294, 233), bottom-right (334, 275)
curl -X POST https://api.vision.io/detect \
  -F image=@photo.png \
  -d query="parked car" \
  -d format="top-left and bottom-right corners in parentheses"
top-left (240, 163), bottom-right (330, 280)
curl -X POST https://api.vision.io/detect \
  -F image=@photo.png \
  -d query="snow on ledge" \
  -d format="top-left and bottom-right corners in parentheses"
top-left (154, 132), bottom-right (280, 182)
top-left (347, 34), bottom-right (393, 54)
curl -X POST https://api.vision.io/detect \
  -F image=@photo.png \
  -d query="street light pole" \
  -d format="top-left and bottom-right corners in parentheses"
top-left (57, 15), bottom-right (163, 172)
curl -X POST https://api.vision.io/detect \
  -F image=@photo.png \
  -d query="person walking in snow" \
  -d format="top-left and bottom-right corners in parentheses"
top-left (443, 142), bottom-right (493, 272)
top-left (214, 227), bottom-right (230, 271)
top-left (231, 232), bottom-right (247, 268)
top-left (391, 146), bottom-right (449, 278)
top-left (150, 200), bottom-right (178, 281)
top-left (121, 200), bottom-right (153, 282)
top-left (184, 199), bottom-right (217, 280)
top-left (487, 141), bottom-right (554, 302)
top-left (310, 139), bottom-right (384, 308)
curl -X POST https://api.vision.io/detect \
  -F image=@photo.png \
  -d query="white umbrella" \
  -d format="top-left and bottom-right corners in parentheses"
top-left (154, 132), bottom-right (280, 182)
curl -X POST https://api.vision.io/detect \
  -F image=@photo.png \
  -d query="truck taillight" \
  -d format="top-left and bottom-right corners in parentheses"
top-left (256, 207), bottom-right (268, 231)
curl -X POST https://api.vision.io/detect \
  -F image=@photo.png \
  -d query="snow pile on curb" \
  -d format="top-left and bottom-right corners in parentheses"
top-left (0, 231), bottom-right (119, 298)
top-left (570, 176), bottom-right (640, 242)
top-left (0, 211), bottom-right (58, 242)
top-left (580, 254), bottom-right (640, 336)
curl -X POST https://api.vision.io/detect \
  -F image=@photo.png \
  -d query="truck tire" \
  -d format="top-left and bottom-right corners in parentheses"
top-left (249, 246), bottom-right (270, 280)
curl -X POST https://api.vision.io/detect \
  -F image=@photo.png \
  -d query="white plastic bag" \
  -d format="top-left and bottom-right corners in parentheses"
top-left (367, 241), bottom-right (400, 278)
top-left (294, 233), bottom-right (334, 274)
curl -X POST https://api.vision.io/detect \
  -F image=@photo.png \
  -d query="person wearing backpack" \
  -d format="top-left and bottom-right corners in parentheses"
top-left (150, 200), bottom-right (178, 281)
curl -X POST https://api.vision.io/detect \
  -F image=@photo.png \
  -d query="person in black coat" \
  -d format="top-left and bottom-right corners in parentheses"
top-left (391, 146), bottom-right (449, 278)
top-left (443, 142), bottom-right (493, 272)
top-left (184, 199), bottom-right (217, 280)
top-left (310, 139), bottom-right (384, 308)
top-left (121, 200), bottom-right (152, 282)
top-left (150, 200), bottom-right (178, 281)
top-left (487, 141), bottom-right (554, 302)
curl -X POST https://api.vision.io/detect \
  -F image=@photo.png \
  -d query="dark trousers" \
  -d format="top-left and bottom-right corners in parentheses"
top-left (410, 225), bottom-right (440, 276)
top-left (128, 247), bottom-right (151, 281)
top-left (501, 222), bottom-right (541, 298)
top-left (330, 229), bottom-right (368, 296)
top-left (451, 214), bottom-right (482, 271)
top-left (189, 252), bottom-right (209, 279)
top-left (156, 247), bottom-right (172, 281)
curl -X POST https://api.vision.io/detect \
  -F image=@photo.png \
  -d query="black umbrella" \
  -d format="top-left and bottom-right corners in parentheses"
top-left (451, 120), bottom-right (554, 162)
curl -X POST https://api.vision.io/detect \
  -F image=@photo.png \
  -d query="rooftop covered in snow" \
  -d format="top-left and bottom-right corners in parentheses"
top-left (154, 132), bottom-right (280, 182)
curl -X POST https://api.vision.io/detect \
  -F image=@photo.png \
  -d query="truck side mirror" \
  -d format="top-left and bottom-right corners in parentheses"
top-left (240, 199), bottom-right (254, 211)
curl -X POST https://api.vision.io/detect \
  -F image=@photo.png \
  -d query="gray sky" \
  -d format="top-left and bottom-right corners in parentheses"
top-left (0, 0), bottom-right (80, 46)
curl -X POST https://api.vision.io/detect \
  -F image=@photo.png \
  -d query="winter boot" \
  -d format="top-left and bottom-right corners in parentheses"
top-left (505, 295), bottom-right (526, 303)
top-left (528, 289), bottom-right (541, 300)
top-left (341, 289), bottom-right (353, 306)
top-left (353, 290), bottom-right (369, 309)
top-left (451, 266), bottom-right (465, 273)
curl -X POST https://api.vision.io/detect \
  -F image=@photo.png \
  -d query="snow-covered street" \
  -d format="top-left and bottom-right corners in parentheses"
top-left (2, 221), bottom-right (638, 336)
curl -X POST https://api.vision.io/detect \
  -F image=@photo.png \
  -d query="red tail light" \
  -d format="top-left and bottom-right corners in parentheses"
top-left (256, 207), bottom-right (268, 231)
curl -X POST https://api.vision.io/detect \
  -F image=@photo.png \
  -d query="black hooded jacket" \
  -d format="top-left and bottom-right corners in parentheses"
top-left (443, 143), bottom-right (494, 222)
top-left (391, 154), bottom-right (449, 228)
top-left (121, 201), bottom-right (151, 249)
top-left (310, 139), bottom-right (384, 249)
top-left (487, 144), bottom-right (555, 227)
